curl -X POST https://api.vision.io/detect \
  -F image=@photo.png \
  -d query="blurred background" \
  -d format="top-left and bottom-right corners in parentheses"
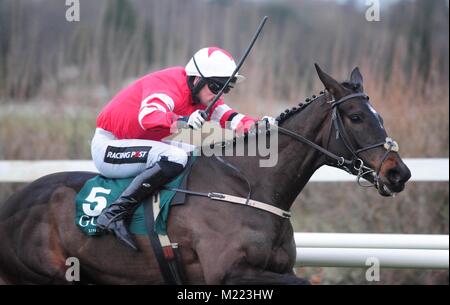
top-left (0, 0), bottom-right (448, 284)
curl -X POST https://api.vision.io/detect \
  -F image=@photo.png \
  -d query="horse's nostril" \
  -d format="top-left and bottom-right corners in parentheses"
top-left (387, 168), bottom-right (402, 184)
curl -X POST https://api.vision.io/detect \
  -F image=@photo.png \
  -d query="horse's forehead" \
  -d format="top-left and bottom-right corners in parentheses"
top-left (366, 102), bottom-right (385, 130)
top-left (367, 103), bottom-right (378, 115)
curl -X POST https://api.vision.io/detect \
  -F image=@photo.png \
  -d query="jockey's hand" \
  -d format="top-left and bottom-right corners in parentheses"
top-left (187, 110), bottom-right (206, 130)
top-left (261, 115), bottom-right (277, 126)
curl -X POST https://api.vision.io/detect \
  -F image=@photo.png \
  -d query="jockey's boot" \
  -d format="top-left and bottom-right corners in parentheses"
top-left (96, 160), bottom-right (184, 250)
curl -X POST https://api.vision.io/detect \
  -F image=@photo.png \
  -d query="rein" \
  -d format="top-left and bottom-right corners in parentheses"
top-left (166, 153), bottom-right (291, 219)
top-left (167, 91), bottom-right (400, 219)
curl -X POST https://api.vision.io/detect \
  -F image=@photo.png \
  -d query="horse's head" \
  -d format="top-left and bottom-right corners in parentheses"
top-left (314, 63), bottom-right (411, 196)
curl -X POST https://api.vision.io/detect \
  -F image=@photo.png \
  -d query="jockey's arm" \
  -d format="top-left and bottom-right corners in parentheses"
top-left (138, 98), bottom-right (179, 130)
top-left (138, 98), bottom-right (272, 134)
top-left (209, 102), bottom-right (257, 134)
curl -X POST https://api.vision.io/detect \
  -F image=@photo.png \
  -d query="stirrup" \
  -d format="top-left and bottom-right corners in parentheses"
top-left (97, 214), bottom-right (139, 250)
top-left (111, 222), bottom-right (139, 251)
top-left (98, 210), bottom-right (127, 230)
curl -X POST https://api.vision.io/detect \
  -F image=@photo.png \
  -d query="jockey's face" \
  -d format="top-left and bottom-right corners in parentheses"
top-left (194, 77), bottom-right (216, 106)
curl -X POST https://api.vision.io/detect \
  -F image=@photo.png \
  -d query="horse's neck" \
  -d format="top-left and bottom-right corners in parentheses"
top-left (224, 98), bottom-right (331, 211)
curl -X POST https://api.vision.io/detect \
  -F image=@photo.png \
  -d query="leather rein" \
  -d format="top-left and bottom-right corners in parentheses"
top-left (167, 92), bottom-right (400, 219)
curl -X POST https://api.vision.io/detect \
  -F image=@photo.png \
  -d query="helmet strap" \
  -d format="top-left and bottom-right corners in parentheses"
top-left (187, 76), bottom-right (205, 105)
top-left (191, 55), bottom-right (209, 104)
top-left (192, 55), bottom-right (206, 79)
top-left (188, 56), bottom-right (209, 104)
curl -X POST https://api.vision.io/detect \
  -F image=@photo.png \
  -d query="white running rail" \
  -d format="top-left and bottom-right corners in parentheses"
top-left (294, 233), bottom-right (449, 269)
top-left (0, 158), bottom-right (448, 182)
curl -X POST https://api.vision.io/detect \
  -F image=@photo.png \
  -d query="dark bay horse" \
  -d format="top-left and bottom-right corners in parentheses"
top-left (0, 65), bottom-right (411, 284)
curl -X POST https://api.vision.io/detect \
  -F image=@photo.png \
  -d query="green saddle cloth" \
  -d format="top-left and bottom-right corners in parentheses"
top-left (75, 169), bottom-right (188, 236)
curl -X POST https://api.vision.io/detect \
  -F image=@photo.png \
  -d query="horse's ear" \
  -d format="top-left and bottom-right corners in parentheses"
top-left (315, 63), bottom-right (347, 98)
top-left (350, 67), bottom-right (364, 91)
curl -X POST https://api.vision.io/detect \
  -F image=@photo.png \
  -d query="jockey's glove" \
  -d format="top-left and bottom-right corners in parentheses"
top-left (261, 116), bottom-right (277, 126)
top-left (187, 110), bottom-right (206, 130)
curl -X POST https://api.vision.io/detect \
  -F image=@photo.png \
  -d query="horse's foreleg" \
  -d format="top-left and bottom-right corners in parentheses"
top-left (222, 267), bottom-right (310, 285)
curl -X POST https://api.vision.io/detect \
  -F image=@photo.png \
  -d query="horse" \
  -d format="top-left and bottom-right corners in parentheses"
top-left (0, 64), bottom-right (411, 284)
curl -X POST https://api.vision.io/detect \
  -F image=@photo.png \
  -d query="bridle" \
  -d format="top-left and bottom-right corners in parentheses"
top-left (276, 92), bottom-right (399, 194)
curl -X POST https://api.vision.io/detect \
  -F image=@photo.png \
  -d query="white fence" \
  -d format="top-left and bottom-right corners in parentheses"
top-left (294, 233), bottom-right (449, 269)
top-left (0, 158), bottom-right (448, 182)
top-left (0, 159), bottom-right (448, 269)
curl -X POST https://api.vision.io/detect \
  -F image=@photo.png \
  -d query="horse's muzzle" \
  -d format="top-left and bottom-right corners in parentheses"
top-left (377, 157), bottom-right (411, 197)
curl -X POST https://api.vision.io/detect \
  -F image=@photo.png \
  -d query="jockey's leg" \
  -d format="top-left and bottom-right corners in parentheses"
top-left (96, 159), bottom-right (184, 250)
top-left (91, 128), bottom-right (188, 250)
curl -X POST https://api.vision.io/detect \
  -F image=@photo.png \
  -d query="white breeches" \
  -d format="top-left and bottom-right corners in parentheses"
top-left (91, 128), bottom-right (189, 178)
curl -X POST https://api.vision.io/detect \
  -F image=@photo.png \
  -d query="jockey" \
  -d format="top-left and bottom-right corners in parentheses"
top-left (91, 46), bottom-right (275, 250)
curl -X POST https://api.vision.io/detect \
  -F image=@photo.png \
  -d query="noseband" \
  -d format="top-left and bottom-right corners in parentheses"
top-left (276, 92), bottom-right (399, 192)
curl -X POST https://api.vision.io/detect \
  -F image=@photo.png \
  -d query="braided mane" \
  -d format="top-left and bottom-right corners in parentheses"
top-left (275, 90), bottom-right (330, 124)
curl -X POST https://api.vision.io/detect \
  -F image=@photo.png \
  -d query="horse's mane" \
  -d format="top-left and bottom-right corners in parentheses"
top-left (276, 90), bottom-right (328, 125)
top-left (276, 79), bottom-right (359, 125)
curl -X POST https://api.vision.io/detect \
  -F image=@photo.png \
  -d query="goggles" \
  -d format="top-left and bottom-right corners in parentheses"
top-left (206, 77), bottom-right (236, 95)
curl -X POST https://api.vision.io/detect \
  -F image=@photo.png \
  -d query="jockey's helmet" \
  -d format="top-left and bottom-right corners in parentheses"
top-left (185, 47), bottom-right (245, 82)
top-left (185, 47), bottom-right (245, 102)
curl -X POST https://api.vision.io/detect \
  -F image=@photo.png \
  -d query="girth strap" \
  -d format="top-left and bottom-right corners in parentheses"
top-left (143, 194), bottom-right (185, 285)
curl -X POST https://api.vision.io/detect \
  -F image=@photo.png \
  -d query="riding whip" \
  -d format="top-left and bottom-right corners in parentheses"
top-left (200, 16), bottom-right (269, 119)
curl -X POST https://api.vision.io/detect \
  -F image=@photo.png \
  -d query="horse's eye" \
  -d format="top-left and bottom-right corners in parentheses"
top-left (350, 114), bottom-right (362, 123)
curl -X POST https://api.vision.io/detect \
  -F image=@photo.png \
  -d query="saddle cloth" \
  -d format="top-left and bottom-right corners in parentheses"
top-left (75, 163), bottom-right (192, 236)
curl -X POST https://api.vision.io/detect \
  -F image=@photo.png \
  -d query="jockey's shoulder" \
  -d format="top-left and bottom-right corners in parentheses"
top-left (135, 66), bottom-right (188, 90)
top-left (139, 66), bottom-right (186, 80)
